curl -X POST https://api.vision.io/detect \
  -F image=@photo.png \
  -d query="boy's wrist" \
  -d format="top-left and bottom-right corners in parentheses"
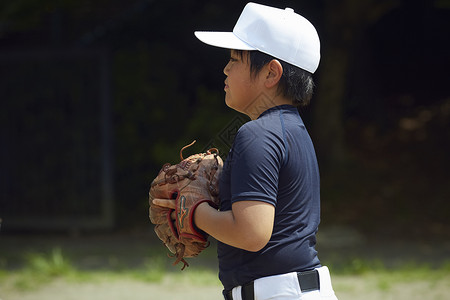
top-left (193, 201), bottom-right (214, 232)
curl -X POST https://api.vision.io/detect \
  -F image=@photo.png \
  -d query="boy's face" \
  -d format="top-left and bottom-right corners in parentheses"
top-left (223, 50), bottom-right (265, 118)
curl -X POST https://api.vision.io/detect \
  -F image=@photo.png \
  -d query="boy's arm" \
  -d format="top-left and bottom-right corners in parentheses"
top-left (194, 200), bottom-right (274, 252)
top-left (152, 199), bottom-right (275, 252)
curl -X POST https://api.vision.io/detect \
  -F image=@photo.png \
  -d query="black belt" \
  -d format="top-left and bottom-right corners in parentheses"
top-left (223, 269), bottom-right (320, 300)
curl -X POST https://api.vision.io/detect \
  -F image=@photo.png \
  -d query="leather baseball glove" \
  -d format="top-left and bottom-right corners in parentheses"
top-left (149, 141), bottom-right (223, 270)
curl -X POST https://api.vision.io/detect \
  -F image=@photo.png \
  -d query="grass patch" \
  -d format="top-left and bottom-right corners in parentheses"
top-left (3, 248), bottom-right (75, 290)
top-left (170, 269), bottom-right (221, 286)
top-left (0, 247), bottom-right (220, 292)
top-left (128, 256), bottom-right (166, 283)
top-left (328, 258), bottom-right (450, 294)
top-left (25, 248), bottom-right (74, 277)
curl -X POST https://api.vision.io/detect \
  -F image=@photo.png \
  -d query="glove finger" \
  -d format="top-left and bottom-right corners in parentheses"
top-left (149, 205), bottom-right (170, 224)
top-left (154, 224), bottom-right (177, 254)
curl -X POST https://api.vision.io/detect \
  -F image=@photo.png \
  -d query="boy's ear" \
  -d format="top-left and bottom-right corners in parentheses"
top-left (264, 59), bottom-right (283, 88)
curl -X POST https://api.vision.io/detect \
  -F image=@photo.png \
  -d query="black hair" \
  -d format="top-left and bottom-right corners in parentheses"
top-left (235, 50), bottom-right (315, 107)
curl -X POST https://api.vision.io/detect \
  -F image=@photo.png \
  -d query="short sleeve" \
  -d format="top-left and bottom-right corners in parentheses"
top-left (229, 123), bottom-right (285, 206)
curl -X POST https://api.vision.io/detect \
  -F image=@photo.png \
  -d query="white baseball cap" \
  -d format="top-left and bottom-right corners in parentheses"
top-left (194, 2), bottom-right (321, 73)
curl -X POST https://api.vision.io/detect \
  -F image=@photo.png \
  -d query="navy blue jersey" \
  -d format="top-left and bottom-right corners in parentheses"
top-left (218, 105), bottom-right (321, 290)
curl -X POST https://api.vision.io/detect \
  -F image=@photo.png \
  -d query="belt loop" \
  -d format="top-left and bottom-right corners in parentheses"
top-left (223, 289), bottom-right (233, 300)
top-left (297, 269), bottom-right (320, 292)
top-left (241, 281), bottom-right (255, 300)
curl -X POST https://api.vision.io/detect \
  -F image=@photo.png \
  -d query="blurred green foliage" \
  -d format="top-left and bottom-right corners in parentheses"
top-left (0, 0), bottom-right (449, 235)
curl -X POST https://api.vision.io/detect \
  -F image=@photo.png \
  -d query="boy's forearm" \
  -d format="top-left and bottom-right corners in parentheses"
top-left (194, 202), bottom-right (268, 252)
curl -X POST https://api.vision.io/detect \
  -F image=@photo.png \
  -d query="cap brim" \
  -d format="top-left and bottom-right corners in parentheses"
top-left (194, 31), bottom-right (255, 51)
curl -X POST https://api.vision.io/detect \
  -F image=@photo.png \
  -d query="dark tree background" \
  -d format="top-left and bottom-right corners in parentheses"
top-left (0, 0), bottom-right (449, 238)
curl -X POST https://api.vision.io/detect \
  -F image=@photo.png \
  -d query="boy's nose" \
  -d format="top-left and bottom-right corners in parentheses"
top-left (223, 62), bottom-right (230, 76)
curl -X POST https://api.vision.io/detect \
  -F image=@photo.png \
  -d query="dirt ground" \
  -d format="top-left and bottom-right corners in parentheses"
top-left (1, 277), bottom-right (223, 300)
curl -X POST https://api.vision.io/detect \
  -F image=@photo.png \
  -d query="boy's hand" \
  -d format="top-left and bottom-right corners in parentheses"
top-left (152, 198), bottom-right (176, 209)
top-left (152, 199), bottom-right (176, 220)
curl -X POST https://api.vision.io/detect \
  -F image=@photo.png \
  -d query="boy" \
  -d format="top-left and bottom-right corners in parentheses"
top-left (154, 2), bottom-right (338, 300)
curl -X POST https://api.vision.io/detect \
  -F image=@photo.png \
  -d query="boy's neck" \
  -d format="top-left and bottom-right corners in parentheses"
top-left (245, 93), bottom-right (293, 120)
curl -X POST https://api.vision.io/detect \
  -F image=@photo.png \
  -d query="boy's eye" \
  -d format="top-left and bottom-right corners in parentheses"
top-left (229, 57), bottom-right (238, 62)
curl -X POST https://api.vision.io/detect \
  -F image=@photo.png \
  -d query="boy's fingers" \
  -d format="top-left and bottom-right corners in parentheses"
top-left (152, 198), bottom-right (176, 209)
